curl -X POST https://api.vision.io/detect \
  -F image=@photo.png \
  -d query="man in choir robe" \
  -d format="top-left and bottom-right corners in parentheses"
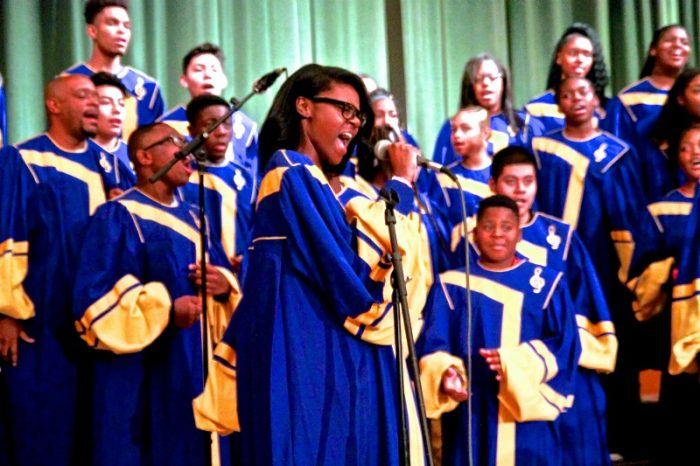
top-left (0, 74), bottom-right (125, 466)
top-left (72, 122), bottom-right (240, 466)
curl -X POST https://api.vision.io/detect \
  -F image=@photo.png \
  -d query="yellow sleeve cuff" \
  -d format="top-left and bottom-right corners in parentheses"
top-left (419, 351), bottom-right (465, 419)
top-left (193, 342), bottom-right (239, 434)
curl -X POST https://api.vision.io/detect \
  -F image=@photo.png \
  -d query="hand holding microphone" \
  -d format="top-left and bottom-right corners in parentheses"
top-left (374, 137), bottom-right (457, 181)
top-left (374, 139), bottom-right (419, 183)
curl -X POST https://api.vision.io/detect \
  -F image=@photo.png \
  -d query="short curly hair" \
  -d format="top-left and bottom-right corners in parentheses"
top-left (84, 0), bottom-right (128, 24)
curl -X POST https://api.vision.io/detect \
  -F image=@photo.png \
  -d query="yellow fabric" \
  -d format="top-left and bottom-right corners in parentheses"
top-left (611, 229), bottom-right (634, 284)
top-left (576, 315), bottom-right (617, 372)
top-left (256, 166), bottom-right (289, 207)
top-left (161, 119), bottom-right (189, 137)
top-left (118, 199), bottom-right (202, 260)
top-left (669, 284), bottom-right (700, 375)
top-left (190, 172), bottom-right (239, 262)
top-left (208, 266), bottom-right (242, 345)
top-left (75, 274), bottom-right (171, 354)
top-left (193, 341), bottom-right (239, 434)
top-left (418, 351), bottom-right (466, 419)
top-left (341, 181), bottom-right (432, 346)
top-left (619, 92), bottom-right (668, 108)
top-left (531, 138), bottom-right (589, 229)
top-left (647, 201), bottom-right (693, 219)
top-left (449, 216), bottom-right (476, 253)
top-left (628, 257), bottom-right (674, 321)
top-left (490, 130), bottom-right (510, 154)
top-left (497, 342), bottom-right (567, 422)
top-left (525, 102), bottom-right (564, 119)
top-left (516, 239), bottom-right (548, 267)
top-left (0, 239), bottom-right (34, 319)
top-left (437, 172), bottom-right (494, 203)
top-left (20, 149), bottom-right (106, 214)
top-left (121, 95), bottom-right (139, 142)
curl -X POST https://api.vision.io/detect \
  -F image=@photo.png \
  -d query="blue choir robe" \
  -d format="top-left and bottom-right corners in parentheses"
top-left (423, 161), bottom-right (493, 245)
top-left (669, 189), bottom-right (700, 375)
top-left (431, 112), bottom-right (543, 165)
top-left (94, 138), bottom-right (136, 183)
top-left (601, 77), bottom-right (668, 147)
top-left (179, 159), bottom-right (256, 278)
top-left (0, 134), bottom-right (127, 466)
top-left (517, 212), bottom-right (617, 466)
top-left (631, 137), bottom-right (682, 203)
top-left (524, 90), bottom-right (607, 135)
top-left (0, 72), bottom-right (6, 147)
top-left (62, 63), bottom-right (166, 140)
top-left (628, 189), bottom-right (694, 323)
top-left (159, 104), bottom-right (260, 180)
top-left (72, 188), bottom-right (241, 466)
top-left (194, 149), bottom-right (430, 465)
top-left (417, 260), bottom-right (580, 466)
top-left (531, 129), bottom-right (645, 300)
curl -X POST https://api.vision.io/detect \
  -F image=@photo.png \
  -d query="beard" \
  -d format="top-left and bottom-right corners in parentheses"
top-left (81, 125), bottom-right (98, 139)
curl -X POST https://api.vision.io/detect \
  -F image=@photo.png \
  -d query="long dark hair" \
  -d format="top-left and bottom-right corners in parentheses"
top-left (257, 64), bottom-right (374, 174)
top-left (459, 53), bottom-right (521, 133)
top-left (639, 24), bottom-right (688, 79)
top-left (545, 23), bottom-right (609, 106)
top-left (649, 67), bottom-right (700, 162)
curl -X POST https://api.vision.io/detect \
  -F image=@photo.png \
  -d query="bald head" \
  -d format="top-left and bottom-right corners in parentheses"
top-left (44, 75), bottom-right (99, 140)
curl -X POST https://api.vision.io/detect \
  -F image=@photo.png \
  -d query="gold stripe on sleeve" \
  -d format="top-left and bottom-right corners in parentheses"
top-left (76, 274), bottom-right (171, 354)
top-left (0, 239), bottom-right (34, 319)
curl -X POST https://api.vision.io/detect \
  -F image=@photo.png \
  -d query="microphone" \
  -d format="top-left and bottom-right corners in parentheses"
top-left (374, 139), bottom-right (456, 178)
top-left (252, 67), bottom-right (286, 93)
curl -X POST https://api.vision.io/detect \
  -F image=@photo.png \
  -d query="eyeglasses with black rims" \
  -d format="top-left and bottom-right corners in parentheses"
top-left (143, 134), bottom-right (187, 151)
top-left (309, 96), bottom-right (368, 127)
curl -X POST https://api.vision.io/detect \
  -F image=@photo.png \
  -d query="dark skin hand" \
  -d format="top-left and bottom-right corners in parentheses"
top-left (0, 317), bottom-right (35, 367)
top-left (441, 366), bottom-right (469, 402)
top-left (480, 348), bottom-right (503, 381)
top-left (188, 262), bottom-right (231, 297)
top-left (172, 296), bottom-right (202, 329)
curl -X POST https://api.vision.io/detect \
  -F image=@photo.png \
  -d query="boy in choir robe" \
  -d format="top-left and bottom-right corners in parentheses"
top-left (159, 43), bottom-right (259, 179)
top-left (488, 146), bottom-right (617, 466)
top-left (90, 71), bottom-right (135, 186)
top-left (417, 195), bottom-right (580, 466)
top-left (62, 0), bottom-right (166, 140)
top-left (531, 76), bottom-right (648, 459)
top-left (71, 123), bottom-right (240, 466)
top-left (179, 94), bottom-right (256, 276)
top-left (0, 74), bottom-right (127, 466)
top-left (424, 106), bottom-right (494, 236)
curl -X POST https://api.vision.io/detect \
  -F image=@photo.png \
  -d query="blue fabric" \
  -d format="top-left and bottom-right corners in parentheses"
top-left (72, 189), bottom-right (233, 466)
top-left (224, 149), bottom-right (416, 465)
top-left (159, 104), bottom-right (260, 181)
top-left (0, 134), bottom-right (122, 466)
top-left (431, 112), bottom-right (544, 165)
top-left (417, 260), bottom-right (580, 466)
top-left (63, 63), bottom-right (166, 128)
top-left (179, 160), bottom-right (256, 281)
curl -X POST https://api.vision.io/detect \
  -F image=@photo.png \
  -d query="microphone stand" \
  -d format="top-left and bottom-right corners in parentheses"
top-left (379, 188), bottom-right (435, 466)
top-left (148, 68), bottom-right (284, 466)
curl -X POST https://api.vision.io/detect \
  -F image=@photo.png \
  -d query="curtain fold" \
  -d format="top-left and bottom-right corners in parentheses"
top-left (1, 0), bottom-right (698, 152)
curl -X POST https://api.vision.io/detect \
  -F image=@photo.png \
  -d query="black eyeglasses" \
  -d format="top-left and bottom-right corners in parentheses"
top-left (309, 96), bottom-right (368, 127)
top-left (143, 134), bottom-right (187, 151)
